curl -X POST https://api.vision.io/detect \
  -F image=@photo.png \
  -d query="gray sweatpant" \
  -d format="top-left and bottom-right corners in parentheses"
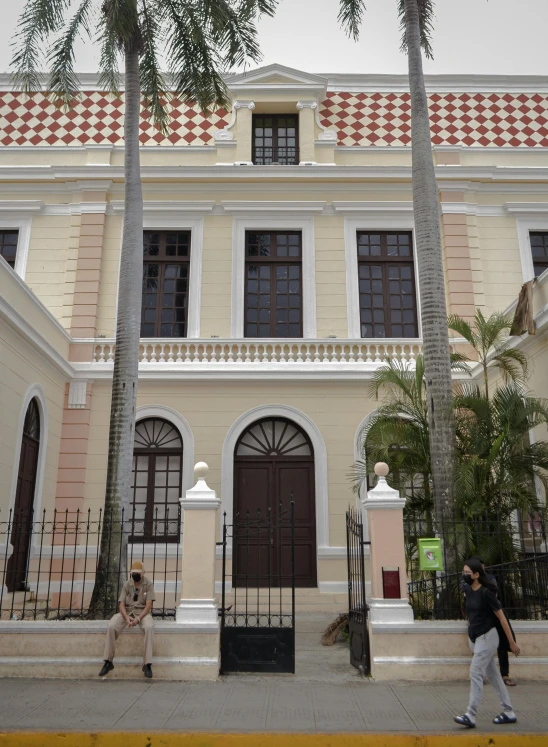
top-left (467, 627), bottom-right (514, 719)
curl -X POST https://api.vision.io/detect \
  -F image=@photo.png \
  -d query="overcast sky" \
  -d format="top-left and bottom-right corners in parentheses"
top-left (0, 0), bottom-right (547, 76)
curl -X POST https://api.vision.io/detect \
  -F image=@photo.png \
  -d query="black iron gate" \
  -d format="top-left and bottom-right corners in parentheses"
top-left (220, 503), bottom-right (295, 674)
top-left (346, 507), bottom-right (371, 675)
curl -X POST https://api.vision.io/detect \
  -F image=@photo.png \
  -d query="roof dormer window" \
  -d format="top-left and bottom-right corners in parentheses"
top-left (252, 114), bottom-right (299, 165)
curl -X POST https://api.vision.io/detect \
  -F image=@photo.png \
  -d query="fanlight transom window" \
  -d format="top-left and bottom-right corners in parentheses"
top-left (134, 419), bottom-right (182, 450)
top-left (236, 418), bottom-right (312, 458)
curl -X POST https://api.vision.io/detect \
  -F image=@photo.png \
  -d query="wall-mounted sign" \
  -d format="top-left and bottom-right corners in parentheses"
top-left (418, 538), bottom-right (444, 571)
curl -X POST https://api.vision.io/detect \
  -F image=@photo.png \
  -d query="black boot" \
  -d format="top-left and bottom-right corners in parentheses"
top-left (99, 660), bottom-right (114, 677)
top-left (142, 664), bottom-right (153, 678)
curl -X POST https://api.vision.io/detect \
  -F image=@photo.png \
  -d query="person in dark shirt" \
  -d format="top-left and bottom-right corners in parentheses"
top-left (454, 558), bottom-right (520, 729)
top-left (462, 557), bottom-right (517, 687)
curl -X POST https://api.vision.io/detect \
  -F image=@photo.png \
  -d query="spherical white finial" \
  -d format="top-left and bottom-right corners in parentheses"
top-left (374, 462), bottom-right (389, 477)
top-left (194, 462), bottom-right (209, 479)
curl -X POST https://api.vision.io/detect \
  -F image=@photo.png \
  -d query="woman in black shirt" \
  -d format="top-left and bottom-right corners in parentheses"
top-left (454, 558), bottom-right (520, 729)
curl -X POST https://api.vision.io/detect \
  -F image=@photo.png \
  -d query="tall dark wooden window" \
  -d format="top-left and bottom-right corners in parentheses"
top-left (6, 398), bottom-right (40, 592)
top-left (357, 231), bottom-right (418, 338)
top-left (0, 230), bottom-right (19, 269)
top-left (130, 418), bottom-right (183, 543)
top-left (245, 231), bottom-right (303, 338)
top-left (252, 114), bottom-right (299, 165)
top-left (530, 232), bottom-right (548, 278)
top-left (141, 231), bottom-right (191, 338)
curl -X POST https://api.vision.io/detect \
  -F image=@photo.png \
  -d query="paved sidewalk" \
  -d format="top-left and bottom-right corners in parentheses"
top-left (0, 676), bottom-right (547, 734)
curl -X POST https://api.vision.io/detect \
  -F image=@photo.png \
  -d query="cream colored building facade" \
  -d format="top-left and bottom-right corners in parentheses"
top-left (1, 64), bottom-right (548, 607)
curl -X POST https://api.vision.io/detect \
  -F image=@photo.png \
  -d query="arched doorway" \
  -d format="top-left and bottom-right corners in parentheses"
top-left (130, 418), bottom-right (183, 543)
top-left (7, 398), bottom-right (40, 592)
top-left (234, 417), bottom-right (317, 587)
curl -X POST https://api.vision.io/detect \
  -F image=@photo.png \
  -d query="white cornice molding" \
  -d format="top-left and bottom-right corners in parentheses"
top-left (0, 292), bottom-right (73, 380)
top-left (221, 200), bottom-right (326, 214)
top-left (440, 202), bottom-right (506, 217)
top-left (1, 164), bottom-right (548, 183)
top-left (0, 200), bottom-right (43, 214)
top-left (3, 71), bottom-right (548, 94)
top-left (333, 201), bottom-right (413, 216)
top-left (323, 73), bottom-right (548, 94)
top-left (505, 202), bottom-right (548, 215)
top-left (108, 200), bottom-right (216, 215)
top-left (41, 202), bottom-right (108, 216)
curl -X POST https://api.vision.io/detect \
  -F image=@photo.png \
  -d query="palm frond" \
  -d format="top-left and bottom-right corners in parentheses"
top-left (448, 314), bottom-right (477, 348)
top-left (47, 0), bottom-right (94, 107)
top-left (337, 0), bottom-right (366, 41)
top-left (11, 0), bottom-right (72, 92)
top-left (97, 14), bottom-right (122, 95)
top-left (139, 0), bottom-right (170, 130)
top-left (237, 0), bottom-right (279, 18)
top-left (490, 347), bottom-right (529, 384)
top-left (209, 0), bottom-right (262, 68)
top-left (398, 0), bottom-right (436, 60)
top-left (162, 0), bottom-right (229, 113)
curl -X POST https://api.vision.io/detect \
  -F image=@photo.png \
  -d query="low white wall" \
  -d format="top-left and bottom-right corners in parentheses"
top-left (0, 620), bottom-right (219, 681)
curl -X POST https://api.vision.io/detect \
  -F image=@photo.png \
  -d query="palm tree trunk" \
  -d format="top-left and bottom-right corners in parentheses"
top-left (405, 0), bottom-right (455, 530)
top-left (88, 44), bottom-right (143, 618)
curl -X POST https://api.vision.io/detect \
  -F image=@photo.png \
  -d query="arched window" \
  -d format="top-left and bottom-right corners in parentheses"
top-left (130, 418), bottom-right (183, 542)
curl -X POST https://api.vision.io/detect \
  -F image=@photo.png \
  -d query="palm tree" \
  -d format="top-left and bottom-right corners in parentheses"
top-left (337, 0), bottom-right (456, 522)
top-left (449, 309), bottom-right (529, 400)
top-left (11, 0), bottom-right (278, 617)
top-left (454, 384), bottom-right (548, 519)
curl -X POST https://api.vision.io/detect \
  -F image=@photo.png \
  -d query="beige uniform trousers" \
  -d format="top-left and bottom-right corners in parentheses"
top-left (103, 612), bottom-right (154, 665)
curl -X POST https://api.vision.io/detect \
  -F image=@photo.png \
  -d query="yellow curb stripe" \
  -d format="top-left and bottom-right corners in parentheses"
top-left (1, 734), bottom-right (548, 747)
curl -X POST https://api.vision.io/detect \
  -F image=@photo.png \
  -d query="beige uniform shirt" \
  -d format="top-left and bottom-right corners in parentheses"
top-left (119, 576), bottom-right (156, 615)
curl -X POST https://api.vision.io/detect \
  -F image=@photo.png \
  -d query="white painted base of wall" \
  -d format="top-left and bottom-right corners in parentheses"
top-left (175, 598), bottom-right (219, 628)
top-left (368, 598), bottom-right (414, 624)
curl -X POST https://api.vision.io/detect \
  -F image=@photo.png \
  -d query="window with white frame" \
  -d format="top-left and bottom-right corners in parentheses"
top-left (357, 231), bottom-right (418, 338)
top-left (529, 232), bottom-right (548, 278)
top-left (0, 230), bottom-right (19, 269)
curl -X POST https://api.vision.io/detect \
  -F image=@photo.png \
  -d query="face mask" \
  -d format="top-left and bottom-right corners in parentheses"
top-left (462, 573), bottom-right (474, 586)
top-left (131, 573), bottom-right (141, 582)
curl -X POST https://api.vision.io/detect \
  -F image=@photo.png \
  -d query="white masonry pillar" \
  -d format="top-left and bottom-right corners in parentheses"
top-left (176, 462), bottom-right (221, 627)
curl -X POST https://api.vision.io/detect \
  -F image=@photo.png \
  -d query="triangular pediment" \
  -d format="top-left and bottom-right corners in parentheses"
top-left (228, 64), bottom-right (327, 94)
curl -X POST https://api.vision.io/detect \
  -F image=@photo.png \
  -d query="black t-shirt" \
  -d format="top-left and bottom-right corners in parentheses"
top-left (466, 585), bottom-right (502, 642)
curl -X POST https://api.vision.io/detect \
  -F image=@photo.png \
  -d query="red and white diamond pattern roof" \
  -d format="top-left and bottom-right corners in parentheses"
top-left (1, 89), bottom-right (548, 147)
top-left (320, 91), bottom-right (548, 147)
top-left (0, 91), bottom-right (229, 146)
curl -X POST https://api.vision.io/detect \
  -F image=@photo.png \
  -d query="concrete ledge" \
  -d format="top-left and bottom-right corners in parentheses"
top-left (370, 620), bottom-right (548, 680)
top-left (0, 620), bottom-right (220, 680)
top-left (373, 656), bottom-right (548, 681)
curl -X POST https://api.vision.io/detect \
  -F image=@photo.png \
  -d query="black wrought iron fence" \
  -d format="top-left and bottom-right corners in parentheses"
top-left (346, 507), bottom-right (371, 675)
top-left (220, 502), bottom-right (295, 674)
top-left (404, 509), bottom-right (548, 620)
top-left (0, 508), bottom-right (181, 621)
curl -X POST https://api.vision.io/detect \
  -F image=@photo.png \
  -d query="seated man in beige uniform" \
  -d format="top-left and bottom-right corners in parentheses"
top-left (99, 561), bottom-right (156, 678)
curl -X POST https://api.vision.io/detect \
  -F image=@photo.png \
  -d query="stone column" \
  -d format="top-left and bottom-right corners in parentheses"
top-left (234, 101), bottom-right (255, 164)
top-left (176, 462), bottom-right (221, 628)
top-left (362, 462), bottom-right (414, 624)
top-left (296, 101), bottom-right (317, 163)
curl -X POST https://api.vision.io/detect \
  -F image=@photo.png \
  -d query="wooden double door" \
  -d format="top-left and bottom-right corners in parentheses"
top-left (233, 418), bottom-right (317, 588)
